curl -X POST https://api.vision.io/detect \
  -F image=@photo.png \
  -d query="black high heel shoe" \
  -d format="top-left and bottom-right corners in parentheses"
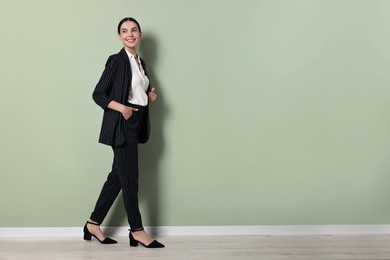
top-left (129, 229), bottom-right (165, 248)
top-left (83, 221), bottom-right (117, 244)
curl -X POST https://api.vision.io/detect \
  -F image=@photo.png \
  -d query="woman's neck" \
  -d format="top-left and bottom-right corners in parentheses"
top-left (125, 46), bottom-right (137, 56)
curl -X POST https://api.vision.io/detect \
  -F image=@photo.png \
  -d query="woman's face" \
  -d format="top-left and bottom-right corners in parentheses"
top-left (118, 21), bottom-right (142, 52)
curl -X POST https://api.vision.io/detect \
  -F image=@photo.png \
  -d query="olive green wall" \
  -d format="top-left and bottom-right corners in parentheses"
top-left (1, 0), bottom-right (390, 227)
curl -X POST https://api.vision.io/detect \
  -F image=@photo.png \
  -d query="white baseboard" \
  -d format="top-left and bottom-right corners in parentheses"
top-left (1, 225), bottom-right (390, 237)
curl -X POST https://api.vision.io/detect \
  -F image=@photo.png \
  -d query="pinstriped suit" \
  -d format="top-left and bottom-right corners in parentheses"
top-left (89, 48), bottom-right (151, 230)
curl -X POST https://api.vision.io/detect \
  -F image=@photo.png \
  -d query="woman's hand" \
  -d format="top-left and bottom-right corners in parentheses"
top-left (148, 88), bottom-right (157, 103)
top-left (121, 106), bottom-right (138, 120)
top-left (107, 100), bottom-right (138, 120)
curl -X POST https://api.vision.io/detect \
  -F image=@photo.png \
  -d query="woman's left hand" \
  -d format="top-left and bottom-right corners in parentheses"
top-left (148, 87), bottom-right (157, 103)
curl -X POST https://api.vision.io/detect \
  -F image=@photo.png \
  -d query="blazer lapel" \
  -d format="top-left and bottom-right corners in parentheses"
top-left (119, 48), bottom-right (132, 104)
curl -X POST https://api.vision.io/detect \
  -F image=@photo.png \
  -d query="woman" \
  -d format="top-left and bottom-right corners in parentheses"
top-left (83, 17), bottom-right (164, 248)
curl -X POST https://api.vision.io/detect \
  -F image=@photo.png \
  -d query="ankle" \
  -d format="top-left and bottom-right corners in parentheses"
top-left (131, 227), bottom-right (144, 233)
top-left (88, 220), bottom-right (100, 225)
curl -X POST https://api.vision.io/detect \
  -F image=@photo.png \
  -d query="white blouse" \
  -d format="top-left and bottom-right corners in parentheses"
top-left (125, 50), bottom-right (149, 106)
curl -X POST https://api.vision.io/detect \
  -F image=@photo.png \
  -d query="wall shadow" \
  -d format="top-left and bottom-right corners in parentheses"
top-left (105, 33), bottom-right (168, 236)
top-left (138, 33), bottom-right (168, 235)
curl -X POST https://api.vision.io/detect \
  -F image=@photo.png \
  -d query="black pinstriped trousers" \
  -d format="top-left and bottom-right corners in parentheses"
top-left (90, 107), bottom-right (145, 230)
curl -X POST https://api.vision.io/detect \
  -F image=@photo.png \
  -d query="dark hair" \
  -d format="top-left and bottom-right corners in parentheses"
top-left (117, 17), bottom-right (141, 34)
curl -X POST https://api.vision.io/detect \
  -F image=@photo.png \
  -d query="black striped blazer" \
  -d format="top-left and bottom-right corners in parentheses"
top-left (92, 48), bottom-right (151, 146)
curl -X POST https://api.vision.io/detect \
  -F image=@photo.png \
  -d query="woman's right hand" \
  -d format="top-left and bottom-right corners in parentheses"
top-left (107, 101), bottom-right (138, 120)
top-left (121, 106), bottom-right (138, 120)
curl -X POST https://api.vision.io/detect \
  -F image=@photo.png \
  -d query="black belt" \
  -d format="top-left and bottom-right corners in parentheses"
top-left (126, 102), bottom-right (146, 110)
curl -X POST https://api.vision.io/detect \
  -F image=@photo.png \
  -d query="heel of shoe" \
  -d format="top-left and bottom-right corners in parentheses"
top-left (83, 232), bottom-right (92, 241)
top-left (83, 224), bottom-right (92, 241)
top-left (129, 232), bottom-right (139, 247)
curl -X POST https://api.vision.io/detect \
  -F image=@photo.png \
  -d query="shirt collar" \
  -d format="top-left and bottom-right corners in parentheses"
top-left (124, 49), bottom-right (140, 61)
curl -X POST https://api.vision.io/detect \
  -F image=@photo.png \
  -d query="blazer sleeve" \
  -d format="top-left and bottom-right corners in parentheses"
top-left (92, 55), bottom-right (119, 110)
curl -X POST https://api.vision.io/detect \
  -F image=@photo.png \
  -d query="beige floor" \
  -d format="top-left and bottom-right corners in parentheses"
top-left (0, 234), bottom-right (390, 260)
